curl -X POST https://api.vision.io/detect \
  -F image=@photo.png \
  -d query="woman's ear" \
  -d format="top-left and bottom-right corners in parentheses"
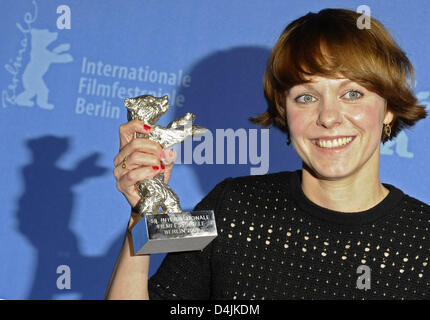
top-left (383, 106), bottom-right (394, 125)
top-left (382, 99), bottom-right (393, 123)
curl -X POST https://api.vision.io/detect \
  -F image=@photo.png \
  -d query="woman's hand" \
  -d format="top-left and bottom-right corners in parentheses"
top-left (113, 120), bottom-right (177, 213)
top-left (106, 120), bottom-right (179, 300)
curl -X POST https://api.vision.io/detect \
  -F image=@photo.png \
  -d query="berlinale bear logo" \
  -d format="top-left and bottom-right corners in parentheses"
top-left (15, 28), bottom-right (73, 110)
top-left (2, 0), bottom-right (73, 110)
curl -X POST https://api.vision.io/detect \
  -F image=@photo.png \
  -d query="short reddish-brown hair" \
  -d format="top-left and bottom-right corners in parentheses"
top-left (250, 8), bottom-right (427, 142)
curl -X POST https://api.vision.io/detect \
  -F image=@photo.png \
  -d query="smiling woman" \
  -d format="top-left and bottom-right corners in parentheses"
top-left (106, 8), bottom-right (430, 300)
top-left (249, 8), bottom-right (427, 212)
top-left (251, 9), bottom-right (426, 143)
top-left (285, 75), bottom-right (393, 212)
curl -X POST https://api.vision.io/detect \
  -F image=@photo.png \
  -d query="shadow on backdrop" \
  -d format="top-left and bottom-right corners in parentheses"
top-left (15, 135), bottom-right (115, 299)
top-left (175, 46), bottom-right (302, 197)
top-left (16, 46), bottom-right (303, 299)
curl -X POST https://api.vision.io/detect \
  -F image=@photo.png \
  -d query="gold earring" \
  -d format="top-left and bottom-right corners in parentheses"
top-left (384, 123), bottom-right (392, 137)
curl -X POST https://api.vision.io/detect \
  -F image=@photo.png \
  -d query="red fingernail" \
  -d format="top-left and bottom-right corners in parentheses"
top-left (160, 163), bottom-right (165, 170)
top-left (144, 124), bottom-right (151, 131)
top-left (152, 166), bottom-right (159, 170)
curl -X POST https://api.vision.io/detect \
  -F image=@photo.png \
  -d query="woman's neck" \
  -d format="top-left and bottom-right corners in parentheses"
top-left (301, 163), bottom-right (389, 213)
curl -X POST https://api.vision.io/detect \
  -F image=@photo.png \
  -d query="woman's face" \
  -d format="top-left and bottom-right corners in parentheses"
top-left (286, 75), bottom-right (394, 180)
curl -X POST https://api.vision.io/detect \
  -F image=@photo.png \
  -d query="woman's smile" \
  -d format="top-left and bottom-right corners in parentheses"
top-left (311, 135), bottom-right (356, 153)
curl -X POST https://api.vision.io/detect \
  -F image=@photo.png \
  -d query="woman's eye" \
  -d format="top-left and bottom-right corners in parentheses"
top-left (295, 94), bottom-right (316, 104)
top-left (294, 90), bottom-right (363, 104)
top-left (343, 90), bottom-right (363, 100)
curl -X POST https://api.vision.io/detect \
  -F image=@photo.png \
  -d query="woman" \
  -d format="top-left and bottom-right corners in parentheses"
top-left (105, 8), bottom-right (429, 299)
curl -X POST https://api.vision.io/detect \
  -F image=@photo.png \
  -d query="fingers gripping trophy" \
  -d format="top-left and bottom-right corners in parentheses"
top-left (124, 95), bottom-right (217, 254)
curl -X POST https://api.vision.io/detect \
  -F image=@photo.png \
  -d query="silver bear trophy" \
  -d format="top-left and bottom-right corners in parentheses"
top-left (124, 95), bottom-right (206, 215)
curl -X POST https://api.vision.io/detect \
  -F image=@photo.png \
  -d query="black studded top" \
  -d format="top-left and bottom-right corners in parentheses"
top-left (148, 170), bottom-right (430, 300)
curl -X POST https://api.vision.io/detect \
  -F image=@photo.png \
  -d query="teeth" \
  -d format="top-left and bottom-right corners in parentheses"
top-left (316, 137), bottom-right (353, 149)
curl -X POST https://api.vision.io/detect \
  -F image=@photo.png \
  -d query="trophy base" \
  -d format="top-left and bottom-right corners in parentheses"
top-left (131, 210), bottom-right (217, 254)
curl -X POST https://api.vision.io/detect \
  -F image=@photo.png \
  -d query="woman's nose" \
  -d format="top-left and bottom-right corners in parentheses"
top-left (316, 97), bottom-right (343, 129)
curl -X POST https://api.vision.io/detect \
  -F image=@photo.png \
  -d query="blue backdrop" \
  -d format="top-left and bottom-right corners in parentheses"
top-left (1, 0), bottom-right (429, 300)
